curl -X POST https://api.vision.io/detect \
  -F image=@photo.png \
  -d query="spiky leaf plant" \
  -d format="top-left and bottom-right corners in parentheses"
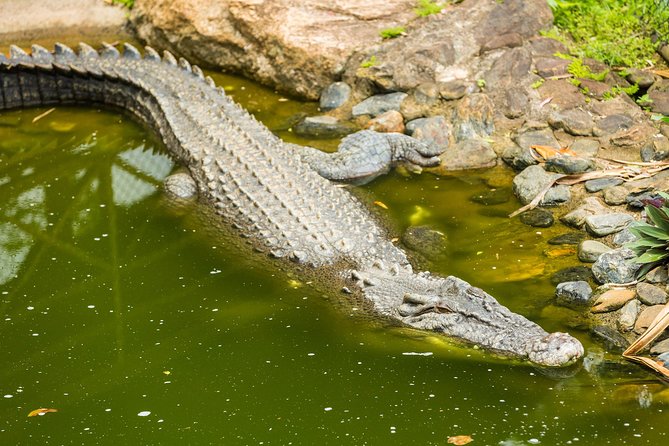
top-left (626, 192), bottom-right (669, 278)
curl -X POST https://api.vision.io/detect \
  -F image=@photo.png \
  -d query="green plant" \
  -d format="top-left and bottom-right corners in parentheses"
top-left (531, 79), bottom-right (545, 89)
top-left (636, 93), bottom-right (653, 105)
top-left (379, 27), bottom-right (406, 39)
top-left (360, 55), bottom-right (378, 68)
top-left (545, 0), bottom-right (669, 68)
top-left (111, 0), bottom-right (134, 8)
top-left (627, 192), bottom-right (669, 277)
top-left (566, 57), bottom-right (608, 81)
top-left (602, 83), bottom-right (639, 100)
top-left (652, 114), bottom-right (669, 123)
top-left (414, 0), bottom-right (443, 16)
top-left (476, 79), bottom-right (486, 89)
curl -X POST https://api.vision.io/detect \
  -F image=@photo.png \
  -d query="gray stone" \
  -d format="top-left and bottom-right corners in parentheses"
top-left (578, 240), bottom-right (612, 263)
top-left (584, 213), bottom-right (634, 236)
top-left (560, 197), bottom-right (608, 228)
top-left (512, 165), bottom-right (570, 206)
top-left (435, 139), bottom-right (498, 171)
top-left (366, 110), bottom-right (405, 133)
top-left (555, 281), bottom-right (593, 308)
top-left (514, 128), bottom-right (560, 152)
top-left (519, 208), bottom-right (554, 227)
top-left (626, 191), bottom-right (662, 209)
top-left (603, 186), bottom-right (628, 206)
top-left (548, 232), bottom-right (586, 245)
top-left (570, 138), bottom-right (600, 158)
top-left (626, 68), bottom-right (656, 89)
top-left (650, 337), bottom-right (669, 355)
top-left (593, 114), bottom-right (634, 136)
top-left (452, 93), bottom-right (495, 141)
top-left (501, 142), bottom-right (538, 171)
top-left (544, 156), bottom-right (594, 174)
top-left (534, 56), bottom-right (571, 78)
top-left (661, 44), bottom-right (669, 65)
top-left (407, 116), bottom-right (452, 151)
top-left (294, 115), bottom-right (355, 138)
top-left (319, 82), bottom-right (351, 111)
top-left (548, 108), bottom-right (594, 136)
top-left (584, 177), bottom-right (623, 193)
top-left (591, 325), bottom-right (629, 351)
top-left (649, 90), bottom-right (669, 115)
top-left (551, 266), bottom-right (593, 285)
top-left (641, 135), bottom-right (669, 162)
top-left (612, 228), bottom-right (637, 247)
top-left (352, 92), bottom-right (407, 117)
top-left (438, 80), bottom-right (468, 100)
top-left (592, 248), bottom-right (640, 284)
top-left (470, 187), bottom-right (512, 206)
top-left (646, 265), bottom-right (669, 284)
top-left (636, 282), bottom-right (668, 306)
top-left (617, 299), bottom-right (640, 332)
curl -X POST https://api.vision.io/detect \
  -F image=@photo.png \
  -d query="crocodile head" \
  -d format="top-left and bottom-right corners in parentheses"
top-left (356, 267), bottom-right (584, 367)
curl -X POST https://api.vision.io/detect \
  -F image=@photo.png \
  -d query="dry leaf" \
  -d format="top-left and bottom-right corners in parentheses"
top-left (373, 201), bottom-right (389, 210)
top-left (530, 144), bottom-right (577, 161)
top-left (653, 69), bottom-right (669, 78)
top-left (28, 408), bottom-right (58, 417)
top-left (590, 288), bottom-right (636, 313)
top-left (448, 435), bottom-right (473, 445)
top-left (624, 302), bottom-right (669, 379)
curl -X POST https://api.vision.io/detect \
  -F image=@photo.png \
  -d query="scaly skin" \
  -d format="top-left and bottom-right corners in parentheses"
top-left (0, 43), bottom-right (584, 366)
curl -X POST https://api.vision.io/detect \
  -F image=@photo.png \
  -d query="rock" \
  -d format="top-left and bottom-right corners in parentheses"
top-left (547, 232), bottom-right (586, 245)
top-left (544, 246), bottom-right (577, 258)
top-left (578, 240), bottom-right (612, 263)
top-left (650, 338), bottom-right (669, 355)
top-left (519, 208), bottom-right (554, 227)
top-left (641, 135), bottom-right (669, 162)
top-left (661, 44), bottom-right (669, 65)
top-left (438, 80), bottom-right (468, 100)
top-left (293, 115), bottom-right (355, 138)
top-left (319, 82), bottom-right (352, 111)
top-left (469, 187), bottom-right (512, 206)
top-left (592, 248), bottom-right (640, 284)
top-left (500, 142), bottom-right (538, 171)
top-left (636, 282), bottom-right (668, 306)
top-left (366, 110), bottom-right (405, 133)
top-left (591, 288), bottom-right (636, 313)
top-left (512, 165), bottom-right (570, 206)
top-left (625, 69), bottom-right (656, 89)
top-left (551, 266), bottom-right (593, 285)
top-left (435, 139), bottom-right (497, 171)
top-left (569, 138), bottom-right (600, 158)
top-left (584, 213), bottom-right (633, 236)
top-left (536, 79), bottom-right (585, 109)
top-left (626, 191), bottom-right (662, 209)
top-left (617, 299), bottom-right (640, 332)
top-left (548, 108), bottom-right (594, 136)
top-left (584, 178), bottom-right (623, 193)
top-left (451, 93), bottom-right (495, 141)
top-left (480, 32), bottom-right (524, 53)
top-left (593, 114), bottom-right (634, 136)
top-left (560, 197), bottom-right (607, 228)
top-left (131, 0), bottom-right (417, 100)
top-left (401, 225), bottom-right (447, 260)
top-left (407, 116), bottom-right (452, 152)
top-left (591, 325), bottom-right (629, 351)
top-left (555, 281), bottom-right (593, 308)
top-left (534, 56), bottom-right (571, 78)
top-left (634, 305), bottom-right (665, 334)
top-left (399, 83), bottom-right (440, 120)
top-left (603, 186), bottom-right (628, 206)
top-left (649, 90), bottom-right (669, 115)
top-left (544, 156), bottom-right (594, 174)
top-left (352, 92), bottom-right (407, 117)
top-left (612, 228), bottom-right (636, 247)
top-left (646, 265), bottom-right (669, 284)
top-left (514, 128), bottom-right (560, 152)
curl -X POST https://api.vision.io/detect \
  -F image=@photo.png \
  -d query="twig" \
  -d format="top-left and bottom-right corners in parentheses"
top-left (32, 107), bottom-right (55, 123)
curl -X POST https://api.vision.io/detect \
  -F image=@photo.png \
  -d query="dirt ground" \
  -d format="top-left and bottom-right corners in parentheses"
top-left (0, 0), bottom-right (130, 50)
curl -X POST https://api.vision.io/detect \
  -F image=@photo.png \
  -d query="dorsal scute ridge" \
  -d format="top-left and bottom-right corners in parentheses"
top-left (144, 46), bottom-right (160, 61)
top-left (192, 65), bottom-right (204, 79)
top-left (122, 43), bottom-right (141, 59)
top-left (163, 50), bottom-right (177, 65)
top-left (178, 57), bottom-right (191, 72)
top-left (30, 44), bottom-right (53, 63)
top-left (9, 45), bottom-right (30, 61)
top-left (100, 43), bottom-right (120, 59)
top-left (54, 43), bottom-right (76, 59)
top-left (78, 43), bottom-right (99, 59)
top-left (205, 76), bottom-right (216, 88)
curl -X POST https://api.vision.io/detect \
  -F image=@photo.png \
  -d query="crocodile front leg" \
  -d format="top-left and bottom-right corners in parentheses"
top-left (291, 130), bottom-right (443, 184)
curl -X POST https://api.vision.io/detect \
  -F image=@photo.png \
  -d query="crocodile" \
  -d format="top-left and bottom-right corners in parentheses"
top-left (0, 43), bottom-right (584, 366)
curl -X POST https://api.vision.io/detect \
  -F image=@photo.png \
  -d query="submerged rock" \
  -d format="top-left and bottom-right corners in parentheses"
top-left (401, 225), bottom-right (447, 260)
top-left (548, 232), bottom-right (586, 245)
top-left (591, 325), bottom-right (629, 351)
top-left (555, 281), bottom-right (593, 308)
top-left (294, 115), bottom-right (355, 138)
top-left (551, 266), bottom-right (593, 285)
top-left (519, 208), bottom-right (554, 227)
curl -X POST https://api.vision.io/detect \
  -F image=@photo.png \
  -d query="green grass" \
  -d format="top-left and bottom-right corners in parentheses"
top-left (414, 0), bottom-right (443, 16)
top-left (380, 27), bottom-right (406, 39)
top-left (546, 0), bottom-right (669, 68)
top-left (111, 0), bottom-right (134, 9)
top-left (360, 55), bottom-right (378, 68)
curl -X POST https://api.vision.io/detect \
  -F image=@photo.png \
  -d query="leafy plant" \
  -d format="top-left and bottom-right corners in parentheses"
top-left (602, 83), bottom-right (639, 100)
top-left (476, 78), bottom-right (486, 89)
top-left (545, 0), bottom-right (669, 68)
top-left (414, 0), bottom-right (443, 17)
top-left (565, 57), bottom-right (608, 81)
top-left (360, 55), bottom-right (378, 68)
top-left (380, 27), bottom-right (406, 39)
top-left (531, 79), bottom-right (545, 89)
top-left (627, 192), bottom-right (669, 277)
top-left (111, 0), bottom-right (134, 8)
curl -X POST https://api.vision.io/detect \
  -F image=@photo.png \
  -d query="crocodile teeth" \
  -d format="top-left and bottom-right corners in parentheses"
top-left (100, 43), bottom-right (120, 58)
top-left (178, 57), bottom-right (191, 72)
top-left (78, 42), bottom-right (99, 59)
top-left (162, 50), bottom-right (177, 66)
top-left (144, 46), bottom-right (160, 61)
top-left (54, 43), bottom-right (76, 59)
top-left (122, 43), bottom-right (141, 59)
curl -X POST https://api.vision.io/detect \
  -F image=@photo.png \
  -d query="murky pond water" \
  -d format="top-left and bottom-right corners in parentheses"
top-left (1, 43), bottom-right (668, 445)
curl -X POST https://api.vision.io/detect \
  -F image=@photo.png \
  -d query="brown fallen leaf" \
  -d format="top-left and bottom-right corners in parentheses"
top-left (653, 69), bottom-right (669, 78)
top-left (373, 200), bottom-right (389, 210)
top-left (448, 435), bottom-right (473, 445)
top-left (590, 288), bottom-right (636, 313)
top-left (28, 408), bottom-right (58, 417)
top-left (624, 302), bottom-right (669, 379)
top-left (530, 144), bottom-right (578, 161)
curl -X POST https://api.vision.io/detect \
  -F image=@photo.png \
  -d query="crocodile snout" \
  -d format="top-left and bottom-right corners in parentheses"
top-left (527, 332), bottom-right (584, 367)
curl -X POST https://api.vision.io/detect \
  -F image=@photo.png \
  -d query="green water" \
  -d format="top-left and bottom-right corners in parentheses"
top-left (1, 53), bottom-right (668, 446)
